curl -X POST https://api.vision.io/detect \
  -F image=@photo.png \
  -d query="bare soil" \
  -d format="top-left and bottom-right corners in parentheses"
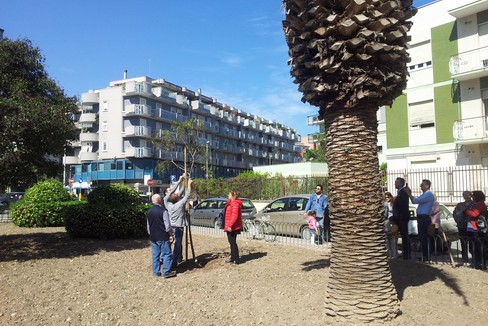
top-left (0, 223), bottom-right (486, 325)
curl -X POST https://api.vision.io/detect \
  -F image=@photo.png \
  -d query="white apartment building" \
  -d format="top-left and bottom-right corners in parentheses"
top-left (65, 73), bottom-right (302, 192)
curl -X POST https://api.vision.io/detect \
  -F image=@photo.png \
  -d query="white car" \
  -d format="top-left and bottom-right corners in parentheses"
top-left (408, 203), bottom-right (459, 241)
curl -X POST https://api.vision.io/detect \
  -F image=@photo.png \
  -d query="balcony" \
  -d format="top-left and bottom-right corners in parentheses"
top-left (126, 147), bottom-right (152, 158)
top-left (307, 114), bottom-right (322, 125)
top-left (453, 116), bottom-right (488, 144)
top-left (64, 155), bottom-right (80, 165)
top-left (81, 92), bottom-right (99, 104)
top-left (80, 152), bottom-right (98, 161)
top-left (124, 104), bottom-right (152, 117)
top-left (79, 113), bottom-right (96, 124)
top-left (449, 46), bottom-right (488, 81)
top-left (80, 132), bottom-right (99, 142)
top-left (124, 126), bottom-right (152, 137)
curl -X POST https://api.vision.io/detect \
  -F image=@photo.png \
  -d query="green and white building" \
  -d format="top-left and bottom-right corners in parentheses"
top-left (387, 0), bottom-right (488, 169)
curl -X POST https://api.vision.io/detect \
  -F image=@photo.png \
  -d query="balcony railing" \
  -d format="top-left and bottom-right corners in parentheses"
top-left (125, 104), bottom-right (152, 117)
top-left (449, 46), bottom-right (488, 80)
top-left (126, 147), bottom-right (152, 158)
top-left (453, 116), bottom-right (488, 143)
top-left (124, 126), bottom-right (152, 137)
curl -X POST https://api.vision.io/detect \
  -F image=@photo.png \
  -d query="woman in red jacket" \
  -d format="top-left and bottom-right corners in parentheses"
top-left (224, 190), bottom-right (243, 265)
top-left (465, 190), bottom-right (487, 269)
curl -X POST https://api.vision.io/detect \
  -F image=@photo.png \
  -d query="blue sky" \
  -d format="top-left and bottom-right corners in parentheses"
top-left (1, 0), bottom-right (434, 138)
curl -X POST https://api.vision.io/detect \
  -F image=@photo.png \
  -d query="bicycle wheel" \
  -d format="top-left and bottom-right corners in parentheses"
top-left (243, 220), bottom-right (254, 239)
top-left (253, 220), bottom-right (265, 240)
top-left (262, 223), bottom-right (277, 242)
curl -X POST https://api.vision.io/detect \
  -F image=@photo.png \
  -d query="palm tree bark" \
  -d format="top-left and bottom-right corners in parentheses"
top-left (324, 105), bottom-right (399, 322)
top-left (282, 0), bottom-right (416, 322)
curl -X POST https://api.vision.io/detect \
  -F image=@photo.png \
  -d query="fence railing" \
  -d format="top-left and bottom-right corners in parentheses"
top-left (386, 165), bottom-right (488, 205)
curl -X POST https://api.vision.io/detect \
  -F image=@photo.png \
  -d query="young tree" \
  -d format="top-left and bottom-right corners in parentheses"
top-left (303, 132), bottom-right (327, 162)
top-left (0, 38), bottom-right (78, 191)
top-left (150, 118), bottom-right (207, 177)
top-left (283, 0), bottom-right (416, 323)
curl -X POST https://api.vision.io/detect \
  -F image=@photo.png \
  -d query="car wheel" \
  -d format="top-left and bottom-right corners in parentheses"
top-left (301, 226), bottom-right (311, 240)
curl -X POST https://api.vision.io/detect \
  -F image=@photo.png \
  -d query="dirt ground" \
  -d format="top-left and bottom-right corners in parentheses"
top-left (0, 223), bottom-right (486, 326)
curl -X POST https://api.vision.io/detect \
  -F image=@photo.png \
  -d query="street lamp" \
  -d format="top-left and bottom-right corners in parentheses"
top-left (205, 141), bottom-right (210, 179)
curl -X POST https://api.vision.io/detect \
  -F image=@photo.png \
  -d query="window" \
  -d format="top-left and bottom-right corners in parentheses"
top-left (102, 121), bottom-right (108, 131)
top-left (409, 100), bottom-right (435, 129)
top-left (103, 101), bottom-right (108, 112)
top-left (102, 142), bottom-right (107, 151)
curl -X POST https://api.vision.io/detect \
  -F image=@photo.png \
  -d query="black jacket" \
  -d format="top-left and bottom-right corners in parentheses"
top-left (392, 188), bottom-right (410, 221)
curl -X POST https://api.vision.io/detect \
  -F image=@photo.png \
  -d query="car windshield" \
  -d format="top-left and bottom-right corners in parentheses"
top-left (242, 199), bottom-right (254, 209)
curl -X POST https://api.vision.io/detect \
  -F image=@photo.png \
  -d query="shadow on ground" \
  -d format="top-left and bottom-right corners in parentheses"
top-left (0, 231), bottom-right (148, 263)
top-left (175, 251), bottom-right (268, 273)
top-left (389, 259), bottom-right (469, 306)
top-left (301, 258), bottom-right (331, 271)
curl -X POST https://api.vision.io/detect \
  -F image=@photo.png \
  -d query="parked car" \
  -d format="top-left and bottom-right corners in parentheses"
top-left (253, 195), bottom-right (311, 239)
top-left (403, 203), bottom-right (458, 252)
top-left (189, 197), bottom-right (257, 229)
top-left (0, 192), bottom-right (25, 211)
top-left (408, 203), bottom-right (458, 240)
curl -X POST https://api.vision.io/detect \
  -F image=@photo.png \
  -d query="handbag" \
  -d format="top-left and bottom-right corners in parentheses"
top-left (476, 213), bottom-right (488, 234)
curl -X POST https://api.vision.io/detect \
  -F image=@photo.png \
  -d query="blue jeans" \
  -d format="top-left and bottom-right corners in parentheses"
top-left (417, 215), bottom-right (431, 259)
top-left (317, 217), bottom-right (325, 243)
top-left (172, 227), bottom-right (184, 268)
top-left (151, 240), bottom-right (173, 276)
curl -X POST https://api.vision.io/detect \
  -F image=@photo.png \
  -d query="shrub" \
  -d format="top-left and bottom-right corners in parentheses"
top-left (11, 201), bottom-right (83, 227)
top-left (65, 203), bottom-right (148, 239)
top-left (23, 179), bottom-right (71, 203)
top-left (87, 183), bottom-right (140, 205)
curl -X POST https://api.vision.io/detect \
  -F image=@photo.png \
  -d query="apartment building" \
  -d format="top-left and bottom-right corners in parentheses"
top-left (386, 0), bottom-right (488, 169)
top-left (65, 74), bottom-right (301, 193)
top-left (306, 1), bottom-right (488, 172)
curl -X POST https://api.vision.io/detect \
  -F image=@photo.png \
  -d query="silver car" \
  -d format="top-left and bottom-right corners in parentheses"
top-left (253, 195), bottom-right (311, 239)
top-left (190, 197), bottom-right (256, 229)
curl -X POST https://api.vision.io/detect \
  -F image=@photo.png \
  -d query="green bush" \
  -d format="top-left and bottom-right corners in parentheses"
top-left (65, 203), bottom-right (148, 239)
top-left (11, 201), bottom-right (82, 227)
top-left (87, 183), bottom-right (140, 205)
top-left (23, 179), bottom-right (71, 203)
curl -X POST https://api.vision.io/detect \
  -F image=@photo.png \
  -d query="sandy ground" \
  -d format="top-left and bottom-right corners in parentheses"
top-left (0, 222), bottom-right (487, 326)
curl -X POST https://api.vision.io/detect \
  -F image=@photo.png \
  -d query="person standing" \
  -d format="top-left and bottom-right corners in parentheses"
top-left (384, 192), bottom-right (398, 259)
top-left (224, 190), bottom-right (243, 265)
top-left (146, 194), bottom-right (176, 278)
top-left (453, 191), bottom-right (473, 262)
top-left (164, 176), bottom-right (192, 270)
top-left (465, 190), bottom-right (487, 269)
top-left (392, 177), bottom-right (411, 260)
top-left (304, 184), bottom-right (328, 243)
top-left (405, 179), bottom-right (435, 261)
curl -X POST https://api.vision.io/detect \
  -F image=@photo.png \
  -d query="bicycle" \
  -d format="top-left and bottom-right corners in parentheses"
top-left (242, 216), bottom-right (277, 242)
top-left (259, 215), bottom-right (277, 242)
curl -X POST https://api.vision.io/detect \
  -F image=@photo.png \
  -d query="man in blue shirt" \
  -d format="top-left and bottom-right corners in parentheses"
top-left (304, 184), bottom-right (328, 243)
top-left (405, 179), bottom-right (435, 261)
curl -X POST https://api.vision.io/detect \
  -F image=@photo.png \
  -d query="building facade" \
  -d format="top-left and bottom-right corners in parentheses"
top-left (386, 0), bottom-right (488, 170)
top-left (65, 74), bottom-right (302, 193)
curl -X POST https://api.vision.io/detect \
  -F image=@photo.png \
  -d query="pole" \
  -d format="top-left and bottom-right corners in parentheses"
top-left (205, 141), bottom-right (209, 179)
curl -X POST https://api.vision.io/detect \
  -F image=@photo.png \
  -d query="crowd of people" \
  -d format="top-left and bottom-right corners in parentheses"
top-left (384, 177), bottom-right (487, 268)
top-left (146, 175), bottom-right (244, 277)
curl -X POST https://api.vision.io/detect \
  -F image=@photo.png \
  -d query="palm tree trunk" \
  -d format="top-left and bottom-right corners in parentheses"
top-left (323, 105), bottom-right (399, 322)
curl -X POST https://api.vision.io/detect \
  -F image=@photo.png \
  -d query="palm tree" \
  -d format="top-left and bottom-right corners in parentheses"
top-left (282, 0), bottom-right (416, 323)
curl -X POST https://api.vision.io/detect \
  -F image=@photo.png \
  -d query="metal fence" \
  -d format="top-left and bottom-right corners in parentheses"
top-left (386, 165), bottom-right (488, 205)
top-left (0, 209), bottom-right (11, 223)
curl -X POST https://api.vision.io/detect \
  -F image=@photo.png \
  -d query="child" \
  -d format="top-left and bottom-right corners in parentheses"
top-left (384, 192), bottom-right (398, 259)
top-left (307, 210), bottom-right (319, 246)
